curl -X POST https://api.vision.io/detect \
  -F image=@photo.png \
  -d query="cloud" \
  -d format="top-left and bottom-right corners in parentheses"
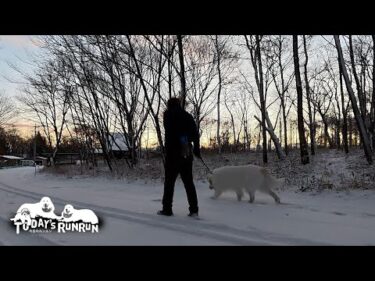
top-left (0, 36), bottom-right (40, 49)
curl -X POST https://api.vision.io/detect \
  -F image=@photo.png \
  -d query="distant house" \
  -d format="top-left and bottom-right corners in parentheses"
top-left (94, 133), bottom-right (131, 159)
top-left (0, 155), bottom-right (24, 167)
top-left (21, 159), bottom-right (35, 166)
top-left (35, 156), bottom-right (48, 166)
top-left (21, 156), bottom-right (48, 166)
top-left (109, 133), bottom-right (130, 150)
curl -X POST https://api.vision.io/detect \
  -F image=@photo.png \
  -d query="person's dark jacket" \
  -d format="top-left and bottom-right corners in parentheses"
top-left (163, 107), bottom-right (200, 159)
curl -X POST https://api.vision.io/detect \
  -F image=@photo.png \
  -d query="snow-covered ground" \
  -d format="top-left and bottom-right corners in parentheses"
top-left (1, 160), bottom-right (375, 245)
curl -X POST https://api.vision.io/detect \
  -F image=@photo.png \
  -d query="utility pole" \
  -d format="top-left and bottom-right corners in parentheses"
top-left (34, 124), bottom-right (37, 176)
top-left (177, 35), bottom-right (187, 109)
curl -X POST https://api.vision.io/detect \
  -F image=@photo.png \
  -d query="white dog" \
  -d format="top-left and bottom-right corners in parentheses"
top-left (60, 204), bottom-right (99, 224)
top-left (207, 164), bottom-right (283, 204)
top-left (13, 197), bottom-right (59, 220)
top-left (10, 208), bottom-right (32, 226)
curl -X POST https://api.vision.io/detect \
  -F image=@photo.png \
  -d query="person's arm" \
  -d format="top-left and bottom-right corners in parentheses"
top-left (188, 114), bottom-right (201, 158)
top-left (164, 111), bottom-right (173, 137)
top-left (163, 111), bottom-right (170, 147)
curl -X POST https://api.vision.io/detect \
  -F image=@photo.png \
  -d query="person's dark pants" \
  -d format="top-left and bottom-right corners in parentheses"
top-left (162, 155), bottom-right (199, 214)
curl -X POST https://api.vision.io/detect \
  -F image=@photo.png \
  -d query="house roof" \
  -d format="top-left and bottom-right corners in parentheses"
top-left (93, 133), bottom-right (130, 154)
top-left (94, 148), bottom-right (103, 154)
top-left (0, 155), bottom-right (24, 160)
top-left (109, 133), bottom-right (130, 151)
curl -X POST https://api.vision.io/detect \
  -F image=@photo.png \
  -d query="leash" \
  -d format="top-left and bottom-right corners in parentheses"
top-left (198, 156), bottom-right (213, 174)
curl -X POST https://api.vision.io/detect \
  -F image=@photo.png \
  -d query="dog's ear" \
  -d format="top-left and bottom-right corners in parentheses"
top-left (21, 208), bottom-right (30, 215)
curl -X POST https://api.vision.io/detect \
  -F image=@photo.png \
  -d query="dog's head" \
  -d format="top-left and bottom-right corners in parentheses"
top-left (62, 204), bottom-right (74, 218)
top-left (11, 208), bottom-right (31, 224)
top-left (20, 208), bottom-right (31, 217)
top-left (40, 197), bottom-right (54, 213)
top-left (19, 208), bottom-right (31, 223)
top-left (207, 174), bottom-right (214, 190)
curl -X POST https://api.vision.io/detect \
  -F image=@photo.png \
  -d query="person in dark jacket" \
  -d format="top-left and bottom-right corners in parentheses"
top-left (157, 97), bottom-right (201, 217)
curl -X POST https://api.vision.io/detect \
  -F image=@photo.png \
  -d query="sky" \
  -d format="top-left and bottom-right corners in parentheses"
top-left (0, 36), bottom-right (39, 91)
top-left (0, 35), bottom-right (41, 136)
top-left (0, 35), bottom-right (333, 146)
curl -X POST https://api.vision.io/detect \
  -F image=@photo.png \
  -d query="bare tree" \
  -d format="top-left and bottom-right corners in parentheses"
top-left (244, 36), bottom-right (285, 162)
top-left (339, 60), bottom-right (349, 153)
top-left (184, 36), bottom-right (219, 137)
top-left (334, 35), bottom-right (373, 164)
top-left (214, 35), bottom-right (223, 154)
top-left (223, 91), bottom-right (237, 150)
top-left (293, 35), bottom-right (309, 164)
top-left (18, 60), bottom-right (70, 163)
top-left (244, 35), bottom-right (267, 163)
top-left (269, 35), bottom-right (294, 155)
top-left (303, 35), bottom-right (316, 155)
top-left (371, 35), bottom-right (375, 150)
top-left (0, 91), bottom-right (17, 128)
top-left (126, 35), bottom-right (168, 165)
top-left (349, 36), bottom-right (367, 124)
top-left (310, 65), bottom-right (336, 148)
top-left (89, 35), bottom-right (150, 167)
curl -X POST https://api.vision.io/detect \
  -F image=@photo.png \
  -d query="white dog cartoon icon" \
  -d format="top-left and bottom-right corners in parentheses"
top-left (10, 208), bottom-right (32, 226)
top-left (12, 197), bottom-right (59, 220)
top-left (61, 204), bottom-right (99, 224)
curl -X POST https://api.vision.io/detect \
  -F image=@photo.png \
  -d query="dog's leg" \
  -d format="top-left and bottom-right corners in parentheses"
top-left (268, 190), bottom-right (281, 204)
top-left (211, 190), bottom-right (222, 199)
top-left (248, 191), bottom-right (255, 203)
top-left (236, 191), bottom-right (243, 202)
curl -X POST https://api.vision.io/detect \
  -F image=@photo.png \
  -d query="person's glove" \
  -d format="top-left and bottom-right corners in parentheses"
top-left (193, 146), bottom-right (201, 159)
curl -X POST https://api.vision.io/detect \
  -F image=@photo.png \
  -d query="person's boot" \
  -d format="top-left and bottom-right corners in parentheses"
top-left (157, 209), bottom-right (173, 216)
top-left (188, 206), bottom-right (199, 218)
top-left (187, 211), bottom-right (199, 218)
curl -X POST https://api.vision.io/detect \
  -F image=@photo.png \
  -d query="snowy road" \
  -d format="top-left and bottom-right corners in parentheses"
top-left (1, 167), bottom-right (375, 245)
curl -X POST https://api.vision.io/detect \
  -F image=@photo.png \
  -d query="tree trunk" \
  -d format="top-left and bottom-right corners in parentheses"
top-left (334, 35), bottom-right (373, 164)
top-left (371, 35), bottom-right (375, 150)
top-left (177, 35), bottom-right (187, 109)
top-left (265, 112), bottom-right (285, 159)
top-left (279, 118), bottom-right (282, 147)
top-left (256, 35), bottom-right (268, 164)
top-left (167, 52), bottom-right (173, 100)
top-left (303, 35), bottom-right (315, 155)
top-left (281, 101), bottom-right (288, 155)
top-left (349, 35), bottom-right (366, 124)
top-left (323, 115), bottom-right (333, 148)
top-left (339, 62), bottom-right (349, 153)
top-left (254, 114), bottom-right (285, 160)
top-left (316, 108), bottom-right (334, 148)
top-left (348, 114), bottom-right (353, 147)
top-left (293, 35), bottom-right (310, 164)
top-left (336, 121), bottom-right (341, 149)
top-left (215, 36), bottom-right (222, 154)
top-left (224, 98), bottom-right (236, 149)
top-left (275, 37), bottom-right (289, 155)
top-left (244, 35), bottom-right (267, 163)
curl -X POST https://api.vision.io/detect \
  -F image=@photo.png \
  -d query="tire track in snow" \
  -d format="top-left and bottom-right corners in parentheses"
top-left (0, 216), bottom-right (58, 246)
top-left (0, 181), bottom-right (326, 245)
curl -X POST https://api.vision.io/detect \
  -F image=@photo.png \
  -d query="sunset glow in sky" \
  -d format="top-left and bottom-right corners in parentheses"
top-left (0, 36), bottom-right (42, 137)
top-left (0, 35), bottom-right (326, 147)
